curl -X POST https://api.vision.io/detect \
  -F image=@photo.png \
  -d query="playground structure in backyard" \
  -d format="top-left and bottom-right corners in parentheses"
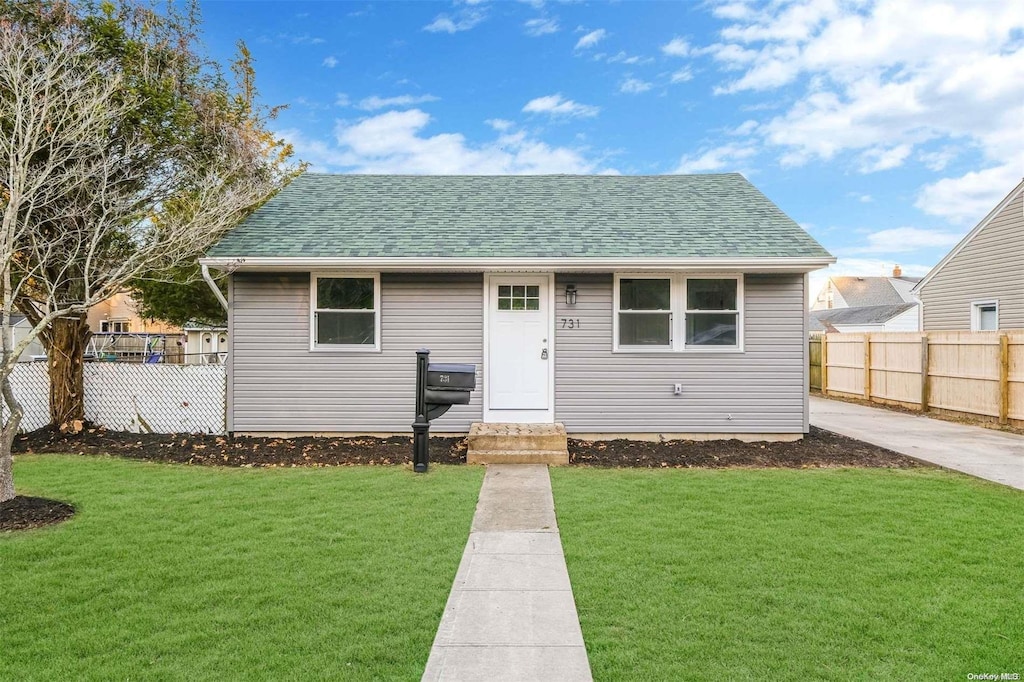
top-left (84, 332), bottom-right (183, 363)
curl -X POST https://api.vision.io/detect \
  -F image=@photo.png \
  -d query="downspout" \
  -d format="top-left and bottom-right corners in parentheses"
top-left (201, 264), bottom-right (228, 312)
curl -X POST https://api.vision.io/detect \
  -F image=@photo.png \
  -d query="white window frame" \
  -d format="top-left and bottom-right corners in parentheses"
top-left (613, 273), bottom-right (744, 353)
top-left (613, 273), bottom-right (675, 350)
top-left (970, 299), bottom-right (999, 332)
top-left (309, 272), bottom-right (382, 352)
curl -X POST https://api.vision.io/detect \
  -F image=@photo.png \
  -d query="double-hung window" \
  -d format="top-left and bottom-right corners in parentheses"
top-left (617, 277), bottom-right (673, 347)
top-left (685, 278), bottom-right (739, 347)
top-left (311, 274), bottom-right (380, 350)
top-left (614, 274), bottom-right (742, 352)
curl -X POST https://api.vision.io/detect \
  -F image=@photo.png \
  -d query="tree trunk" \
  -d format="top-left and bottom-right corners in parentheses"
top-left (1, 375), bottom-right (23, 502)
top-left (48, 315), bottom-right (90, 430)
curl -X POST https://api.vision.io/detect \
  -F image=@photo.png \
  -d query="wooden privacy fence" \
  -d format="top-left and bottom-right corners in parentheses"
top-left (811, 331), bottom-right (1024, 427)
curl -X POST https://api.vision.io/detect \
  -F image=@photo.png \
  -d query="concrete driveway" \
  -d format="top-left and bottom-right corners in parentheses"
top-left (810, 396), bottom-right (1024, 491)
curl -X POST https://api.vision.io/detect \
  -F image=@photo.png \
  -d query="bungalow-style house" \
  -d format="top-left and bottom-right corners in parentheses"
top-left (809, 267), bottom-right (920, 333)
top-left (913, 179), bottom-right (1024, 331)
top-left (200, 174), bottom-right (834, 441)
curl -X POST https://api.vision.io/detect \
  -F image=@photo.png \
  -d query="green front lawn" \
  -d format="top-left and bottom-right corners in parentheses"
top-left (1, 456), bottom-right (483, 680)
top-left (551, 467), bottom-right (1023, 681)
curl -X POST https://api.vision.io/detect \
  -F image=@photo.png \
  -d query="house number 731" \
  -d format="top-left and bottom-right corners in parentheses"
top-left (560, 318), bottom-right (580, 329)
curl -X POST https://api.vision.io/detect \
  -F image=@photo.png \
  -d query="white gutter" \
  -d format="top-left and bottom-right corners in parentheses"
top-left (201, 263), bottom-right (229, 312)
top-left (200, 255), bottom-right (836, 273)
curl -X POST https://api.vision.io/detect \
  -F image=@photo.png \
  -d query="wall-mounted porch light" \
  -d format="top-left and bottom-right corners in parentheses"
top-left (565, 283), bottom-right (577, 305)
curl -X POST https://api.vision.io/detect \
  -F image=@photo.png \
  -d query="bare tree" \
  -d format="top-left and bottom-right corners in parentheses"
top-left (0, 25), bottom-right (285, 502)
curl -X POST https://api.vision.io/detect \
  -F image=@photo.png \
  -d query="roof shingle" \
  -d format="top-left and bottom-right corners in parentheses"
top-left (207, 173), bottom-right (832, 260)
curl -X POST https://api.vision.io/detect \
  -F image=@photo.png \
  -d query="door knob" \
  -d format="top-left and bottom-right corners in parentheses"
top-left (541, 348), bottom-right (548, 360)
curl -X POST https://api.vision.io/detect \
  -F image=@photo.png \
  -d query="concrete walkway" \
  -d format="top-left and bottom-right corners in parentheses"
top-left (811, 396), bottom-right (1024, 490)
top-left (422, 465), bottom-right (593, 681)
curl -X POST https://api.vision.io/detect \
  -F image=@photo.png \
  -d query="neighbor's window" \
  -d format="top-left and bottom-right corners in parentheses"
top-left (312, 274), bottom-right (379, 349)
top-left (971, 301), bottom-right (998, 331)
top-left (614, 274), bottom-right (742, 351)
top-left (617, 278), bottom-right (672, 347)
top-left (685, 278), bottom-right (738, 347)
top-left (101, 320), bottom-right (130, 333)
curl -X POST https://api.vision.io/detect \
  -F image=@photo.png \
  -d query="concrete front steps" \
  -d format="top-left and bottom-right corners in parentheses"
top-left (467, 422), bottom-right (569, 465)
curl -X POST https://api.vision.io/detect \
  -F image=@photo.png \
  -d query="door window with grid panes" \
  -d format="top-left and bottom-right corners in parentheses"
top-left (497, 284), bottom-right (540, 311)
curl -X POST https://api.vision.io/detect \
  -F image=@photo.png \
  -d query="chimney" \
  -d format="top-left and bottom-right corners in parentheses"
top-left (892, 264), bottom-right (902, 277)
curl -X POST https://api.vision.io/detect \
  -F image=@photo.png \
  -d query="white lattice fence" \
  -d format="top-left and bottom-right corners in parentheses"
top-left (4, 363), bottom-right (50, 432)
top-left (2, 363), bottom-right (226, 434)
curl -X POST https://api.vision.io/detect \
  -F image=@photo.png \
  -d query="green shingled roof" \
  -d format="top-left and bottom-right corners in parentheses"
top-left (206, 173), bottom-right (832, 259)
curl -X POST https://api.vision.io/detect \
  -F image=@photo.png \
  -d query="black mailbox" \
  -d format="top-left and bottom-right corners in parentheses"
top-left (413, 351), bottom-right (477, 472)
top-left (426, 363), bottom-right (476, 390)
top-left (425, 363), bottom-right (475, 405)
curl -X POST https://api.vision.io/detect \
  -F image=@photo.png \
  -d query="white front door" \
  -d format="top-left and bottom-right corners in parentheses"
top-left (485, 274), bottom-right (553, 422)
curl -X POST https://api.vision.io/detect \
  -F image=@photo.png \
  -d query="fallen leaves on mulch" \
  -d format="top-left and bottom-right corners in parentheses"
top-left (14, 426), bottom-right (467, 467)
top-left (0, 496), bottom-right (76, 532)
top-left (12, 424), bottom-right (920, 470)
top-left (569, 426), bottom-right (922, 469)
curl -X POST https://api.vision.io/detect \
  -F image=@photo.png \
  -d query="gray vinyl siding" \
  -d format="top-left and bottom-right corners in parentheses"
top-left (553, 273), bottom-right (807, 434)
top-left (920, 191), bottom-right (1024, 330)
top-left (231, 272), bottom-right (483, 433)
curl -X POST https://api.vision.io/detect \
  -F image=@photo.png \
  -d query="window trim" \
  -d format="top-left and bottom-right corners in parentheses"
top-left (970, 299), bottom-right (999, 332)
top-left (101, 320), bottom-right (131, 333)
top-left (613, 273), bottom-right (744, 353)
top-left (309, 272), bottom-right (382, 352)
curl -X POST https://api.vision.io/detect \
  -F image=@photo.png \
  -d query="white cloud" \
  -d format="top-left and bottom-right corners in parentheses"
top-left (620, 78), bottom-right (653, 94)
top-left (857, 144), bottom-right (912, 173)
top-left (606, 51), bottom-right (653, 65)
top-left (730, 119), bottom-right (758, 135)
top-left (485, 118), bottom-right (514, 132)
top-left (670, 67), bottom-right (694, 84)
top-left (356, 94), bottom-right (440, 111)
top-left (843, 226), bottom-right (964, 255)
top-left (278, 109), bottom-right (612, 175)
top-left (915, 164), bottom-right (1023, 225)
top-left (575, 28), bottom-right (607, 50)
top-left (522, 94), bottom-right (600, 118)
top-left (918, 147), bottom-right (958, 172)
top-left (322, 56), bottom-right (338, 68)
top-left (674, 143), bottom-right (757, 173)
top-left (524, 17), bottom-right (559, 36)
top-left (335, 93), bottom-right (351, 107)
top-left (424, 9), bottom-right (486, 33)
top-left (704, 0), bottom-right (1024, 221)
top-left (661, 37), bottom-right (690, 57)
top-left (284, 33), bottom-right (326, 45)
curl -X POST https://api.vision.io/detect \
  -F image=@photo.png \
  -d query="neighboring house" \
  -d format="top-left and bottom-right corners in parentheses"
top-left (6, 314), bottom-right (46, 362)
top-left (808, 303), bottom-right (918, 334)
top-left (201, 174), bottom-right (834, 440)
top-left (810, 267), bottom-right (921, 332)
top-left (84, 293), bottom-right (184, 363)
top-left (913, 180), bottom-right (1024, 331)
top-left (87, 292), bottom-right (180, 336)
top-left (183, 322), bottom-right (229, 365)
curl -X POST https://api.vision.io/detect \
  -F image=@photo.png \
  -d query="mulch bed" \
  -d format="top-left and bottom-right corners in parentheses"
top-left (13, 424), bottom-right (920, 470)
top-left (1, 496), bottom-right (76, 532)
top-left (569, 426), bottom-right (921, 468)
top-left (14, 427), bottom-right (468, 466)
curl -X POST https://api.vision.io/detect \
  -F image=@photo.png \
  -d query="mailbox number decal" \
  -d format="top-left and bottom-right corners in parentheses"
top-left (438, 375), bottom-right (450, 384)
top-left (560, 318), bottom-right (581, 329)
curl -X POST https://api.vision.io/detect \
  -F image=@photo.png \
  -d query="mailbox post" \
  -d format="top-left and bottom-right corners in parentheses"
top-left (412, 348), bottom-right (475, 473)
top-left (413, 349), bottom-right (431, 472)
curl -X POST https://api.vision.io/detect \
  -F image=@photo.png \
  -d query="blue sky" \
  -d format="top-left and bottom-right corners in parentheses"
top-left (197, 0), bottom-right (1024, 295)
